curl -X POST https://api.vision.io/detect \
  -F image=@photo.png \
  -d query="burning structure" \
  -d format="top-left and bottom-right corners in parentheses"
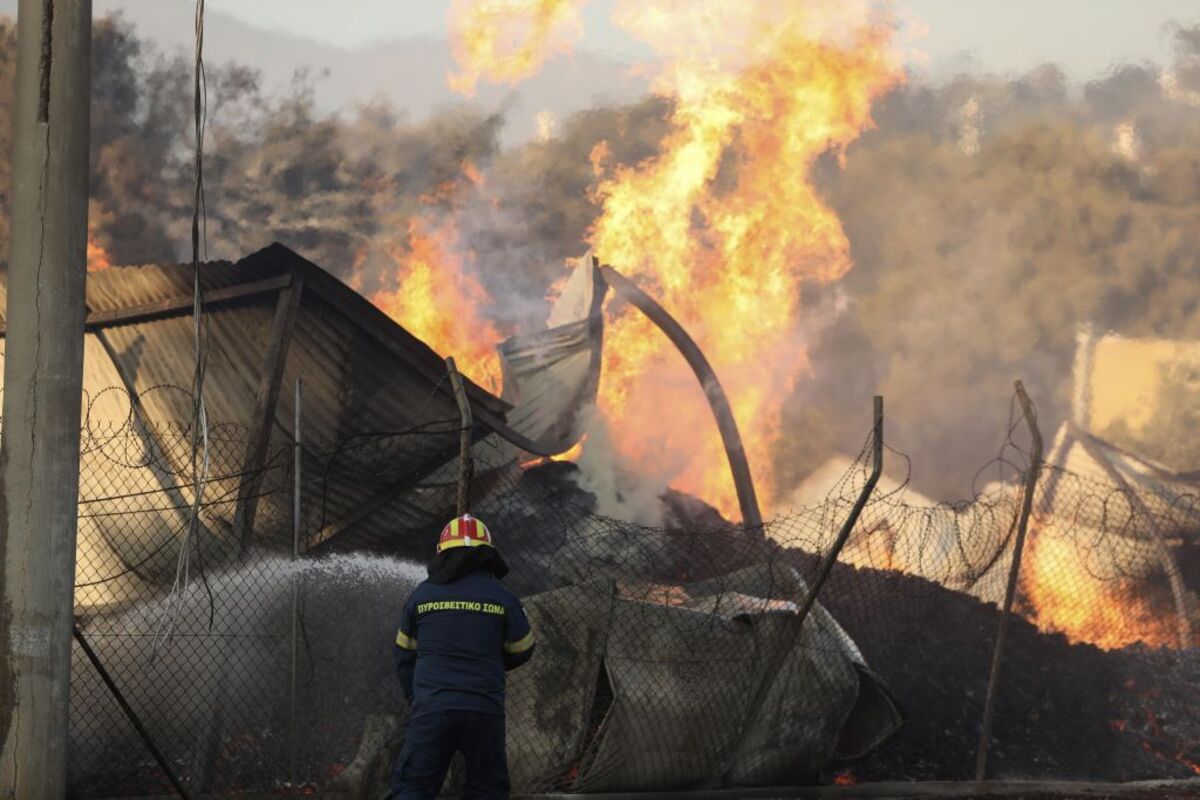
top-left (1, 0), bottom-right (1198, 795)
top-left (0, 244), bottom-right (909, 795)
top-left (0, 241), bottom-right (1191, 796)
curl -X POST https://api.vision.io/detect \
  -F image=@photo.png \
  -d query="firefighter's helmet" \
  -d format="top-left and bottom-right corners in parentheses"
top-left (437, 513), bottom-right (495, 554)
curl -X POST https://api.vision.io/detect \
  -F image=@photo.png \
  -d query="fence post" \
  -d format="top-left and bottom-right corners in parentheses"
top-left (445, 358), bottom-right (474, 515)
top-left (289, 377), bottom-right (302, 786)
top-left (717, 396), bottom-right (882, 785)
top-left (794, 395), bottom-right (884, 628)
top-left (73, 627), bottom-right (192, 799)
top-left (975, 380), bottom-right (1043, 780)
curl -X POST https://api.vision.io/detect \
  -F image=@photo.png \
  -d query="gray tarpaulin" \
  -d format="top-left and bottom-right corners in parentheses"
top-left (498, 252), bottom-right (606, 455)
top-left (504, 562), bottom-right (904, 792)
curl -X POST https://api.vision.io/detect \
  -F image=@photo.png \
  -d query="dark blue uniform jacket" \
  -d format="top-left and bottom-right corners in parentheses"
top-left (394, 570), bottom-right (535, 718)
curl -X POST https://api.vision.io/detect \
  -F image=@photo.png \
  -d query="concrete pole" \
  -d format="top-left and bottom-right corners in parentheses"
top-left (0, 1), bottom-right (92, 797)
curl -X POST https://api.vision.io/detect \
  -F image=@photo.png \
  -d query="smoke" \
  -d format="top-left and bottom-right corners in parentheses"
top-left (781, 22), bottom-right (1200, 500)
top-left (3, 13), bottom-right (1200, 508)
top-left (72, 553), bottom-right (425, 785)
top-left (568, 404), bottom-right (671, 525)
top-left (0, 15), bottom-right (506, 281)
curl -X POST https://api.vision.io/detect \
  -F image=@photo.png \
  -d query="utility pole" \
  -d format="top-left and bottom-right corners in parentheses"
top-left (0, 1), bottom-right (93, 796)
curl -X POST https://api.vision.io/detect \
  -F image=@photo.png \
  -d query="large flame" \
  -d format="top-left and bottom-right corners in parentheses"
top-left (370, 218), bottom-right (504, 393)
top-left (585, 1), bottom-right (902, 516)
top-left (443, 0), bottom-right (902, 516)
top-left (1022, 534), bottom-right (1182, 650)
top-left (447, 0), bottom-right (586, 96)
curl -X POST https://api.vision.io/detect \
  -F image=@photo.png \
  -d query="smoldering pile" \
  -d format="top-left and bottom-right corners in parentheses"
top-left (70, 459), bottom-right (1199, 795)
top-left (794, 552), bottom-right (1200, 782)
top-left (489, 463), bottom-right (1200, 783)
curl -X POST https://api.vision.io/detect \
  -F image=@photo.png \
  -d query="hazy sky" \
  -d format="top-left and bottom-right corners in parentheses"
top-left (204, 0), bottom-right (1200, 79)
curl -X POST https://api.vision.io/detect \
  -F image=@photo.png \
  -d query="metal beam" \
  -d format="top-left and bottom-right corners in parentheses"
top-left (305, 437), bottom-right (475, 553)
top-left (86, 274), bottom-right (292, 329)
top-left (231, 282), bottom-right (304, 549)
top-left (92, 330), bottom-right (196, 582)
top-left (599, 264), bottom-right (764, 531)
top-left (1069, 421), bottom-right (1193, 650)
top-left (0, 273), bottom-right (291, 337)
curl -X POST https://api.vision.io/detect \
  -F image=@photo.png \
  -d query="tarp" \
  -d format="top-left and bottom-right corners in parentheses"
top-left (506, 562), bottom-right (904, 792)
top-left (498, 252), bottom-right (606, 455)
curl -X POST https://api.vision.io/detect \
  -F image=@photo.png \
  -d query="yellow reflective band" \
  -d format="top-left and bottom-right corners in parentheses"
top-left (504, 631), bottom-right (535, 654)
top-left (437, 537), bottom-right (487, 552)
top-left (395, 629), bottom-right (417, 650)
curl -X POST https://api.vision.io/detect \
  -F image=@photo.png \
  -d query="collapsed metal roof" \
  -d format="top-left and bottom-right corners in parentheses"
top-left (0, 243), bottom-right (601, 607)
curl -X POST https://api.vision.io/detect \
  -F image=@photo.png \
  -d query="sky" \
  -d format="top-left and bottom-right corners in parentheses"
top-left (202, 0), bottom-right (1200, 81)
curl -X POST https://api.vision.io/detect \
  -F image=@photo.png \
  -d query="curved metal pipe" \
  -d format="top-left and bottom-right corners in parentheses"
top-left (598, 265), bottom-right (763, 531)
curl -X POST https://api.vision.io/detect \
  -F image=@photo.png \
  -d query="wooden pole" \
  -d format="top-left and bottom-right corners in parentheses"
top-left (975, 380), bottom-right (1044, 780)
top-left (446, 357), bottom-right (474, 515)
top-left (598, 265), bottom-right (763, 531)
top-left (0, 1), bottom-right (93, 795)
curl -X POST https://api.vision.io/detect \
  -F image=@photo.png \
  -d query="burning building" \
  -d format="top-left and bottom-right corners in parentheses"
top-left (5, 242), bottom-right (1192, 796)
top-left (0, 243), bottom-right (912, 795)
top-left (0, 0), bottom-right (1197, 793)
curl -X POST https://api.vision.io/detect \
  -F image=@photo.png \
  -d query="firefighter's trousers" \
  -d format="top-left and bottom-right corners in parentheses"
top-left (387, 709), bottom-right (510, 799)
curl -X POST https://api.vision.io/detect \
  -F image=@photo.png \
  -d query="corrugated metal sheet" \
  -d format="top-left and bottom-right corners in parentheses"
top-left (0, 242), bottom-right (533, 605)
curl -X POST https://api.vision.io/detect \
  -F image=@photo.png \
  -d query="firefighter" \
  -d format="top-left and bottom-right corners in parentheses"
top-left (389, 514), bottom-right (535, 799)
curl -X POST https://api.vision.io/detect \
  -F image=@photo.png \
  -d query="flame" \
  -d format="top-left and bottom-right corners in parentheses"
top-left (87, 226), bottom-right (113, 272)
top-left (447, 0), bottom-right (586, 96)
top-left (519, 434), bottom-right (588, 469)
top-left (1022, 534), bottom-right (1182, 650)
top-left (442, 0), bottom-right (900, 516)
top-left (833, 769), bottom-right (857, 786)
top-left (370, 219), bottom-right (504, 393)
top-left (551, 435), bottom-right (587, 462)
top-left (584, 1), bottom-right (902, 517)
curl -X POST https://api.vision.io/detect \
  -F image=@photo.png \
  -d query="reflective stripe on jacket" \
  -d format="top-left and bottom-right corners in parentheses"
top-left (394, 569), bottom-right (534, 717)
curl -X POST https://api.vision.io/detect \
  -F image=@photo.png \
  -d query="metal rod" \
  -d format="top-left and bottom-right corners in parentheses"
top-left (598, 265), bottom-right (763, 531)
top-left (717, 397), bottom-right (882, 785)
top-left (1, 1), bottom-right (93, 793)
top-left (446, 357), bottom-right (475, 515)
top-left (73, 626), bottom-right (192, 799)
top-left (975, 380), bottom-right (1044, 780)
top-left (794, 395), bottom-right (885, 629)
top-left (293, 376), bottom-right (303, 560)
top-left (1068, 424), bottom-right (1192, 650)
top-left (289, 377), bottom-right (302, 785)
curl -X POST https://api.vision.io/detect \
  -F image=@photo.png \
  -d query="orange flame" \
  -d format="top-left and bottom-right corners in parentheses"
top-left (520, 434), bottom-right (589, 469)
top-left (1022, 534), bottom-right (1182, 650)
top-left (441, 1), bottom-right (900, 517)
top-left (370, 219), bottom-right (504, 393)
top-left (585, 1), bottom-right (902, 517)
top-left (87, 226), bottom-right (113, 272)
top-left (447, 0), bottom-right (586, 96)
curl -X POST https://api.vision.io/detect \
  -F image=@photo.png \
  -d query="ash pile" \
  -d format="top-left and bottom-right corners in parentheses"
top-left (481, 461), bottom-right (1200, 784)
top-left (327, 459), bottom-right (906, 795)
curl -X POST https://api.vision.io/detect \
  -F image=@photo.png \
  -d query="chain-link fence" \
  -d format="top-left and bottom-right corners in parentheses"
top-left (64, 387), bottom-right (1200, 796)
